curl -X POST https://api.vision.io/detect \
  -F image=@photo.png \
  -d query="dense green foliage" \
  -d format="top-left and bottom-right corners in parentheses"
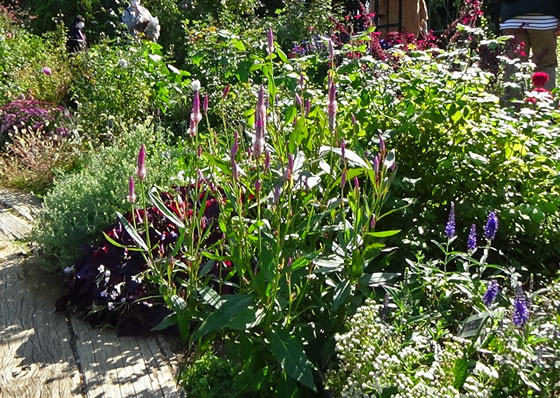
top-left (1, 1), bottom-right (560, 397)
top-left (33, 123), bottom-right (180, 269)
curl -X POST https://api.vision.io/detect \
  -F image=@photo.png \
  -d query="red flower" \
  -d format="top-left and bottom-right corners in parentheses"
top-left (532, 72), bottom-right (549, 88)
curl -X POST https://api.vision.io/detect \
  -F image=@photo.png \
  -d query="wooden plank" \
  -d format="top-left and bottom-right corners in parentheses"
top-left (0, 252), bottom-right (83, 398)
top-left (70, 318), bottom-right (184, 398)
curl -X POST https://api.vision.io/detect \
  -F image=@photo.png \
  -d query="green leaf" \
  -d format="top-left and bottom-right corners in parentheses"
top-left (333, 279), bottom-right (351, 311)
top-left (270, 329), bottom-right (316, 391)
top-left (231, 38), bottom-right (246, 51)
top-left (359, 272), bottom-right (399, 287)
top-left (148, 190), bottom-right (185, 228)
top-left (151, 312), bottom-right (177, 331)
top-left (102, 231), bottom-right (145, 252)
top-left (116, 212), bottom-right (149, 251)
top-left (277, 47), bottom-right (288, 63)
top-left (452, 356), bottom-right (469, 389)
top-left (365, 230), bottom-right (401, 238)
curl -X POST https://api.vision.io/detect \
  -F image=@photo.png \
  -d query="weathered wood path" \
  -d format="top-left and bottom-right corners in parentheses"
top-left (0, 188), bottom-right (185, 398)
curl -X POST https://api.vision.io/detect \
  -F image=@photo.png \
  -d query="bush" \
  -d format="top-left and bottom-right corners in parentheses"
top-left (33, 121), bottom-right (181, 270)
top-left (0, 13), bottom-right (73, 104)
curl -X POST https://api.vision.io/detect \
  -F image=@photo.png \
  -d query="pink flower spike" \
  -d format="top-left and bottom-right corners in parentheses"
top-left (354, 177), bottom-right (359, 190)
top-left (136, 144), bottom-right (146, 181)
top-left (379, 134), bottom-right (385, 154)
top-left (232, 160), bottom-right (239, 181)
top-left (42, 67), bottom-right (51, 75)
top-left (127, 176), bottom-right (136, 204)
top-left (370, 214), bottom-right (376, 229)
top-left (328, 39), bottom-right (334, 61)
top-left (264, 149), bottom-right (271, 172)
top-left (295, 93), bottom-right (302, 107)
top-left (327, 74), bottom-right (337, 131)
top-left (304, 99), bottom-right (311, 116)
top-left (203, 94), bottom-right (209, 115)
top-left (341, 169), bottom-right (346, 189)
top-left (255, 179), bottom-right (261, 194)
top-left (222, 85), bottom-right (230, 99)
top-left (274, 184), bottom-right (281, 204)
top-left (231, 130), bottom-right (239, 159)
top-left (285, 153), bottom-right (294, 181)
top-left (267, 27), bottom-right (274, 55)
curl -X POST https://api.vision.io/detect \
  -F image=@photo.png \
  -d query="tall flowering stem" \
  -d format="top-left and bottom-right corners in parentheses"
top-left (327, 73), bottom-right (337, 133)
top-left (484, 211), bottom-right (498, 241)
top-left (253, 85), bottom-right (266, 158)
top-left (513, 284), bottom-right (529, 328)
top-left (445, 202), bottom-right (456, 239)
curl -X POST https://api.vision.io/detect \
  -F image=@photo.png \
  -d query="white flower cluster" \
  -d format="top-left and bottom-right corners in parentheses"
top-left (326, 299), bottom-right (495, 398)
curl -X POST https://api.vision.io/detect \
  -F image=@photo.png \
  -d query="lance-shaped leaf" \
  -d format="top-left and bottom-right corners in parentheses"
top-left (270, 329), bottom-right (316, 391)
top-left (116, 211), bottom-right (148, 252)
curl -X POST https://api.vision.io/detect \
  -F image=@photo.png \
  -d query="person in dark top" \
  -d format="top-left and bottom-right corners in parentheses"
top-left (67, 15), bottom-right (87, 53)
top-left (500, 0), bottom-right (560, 91)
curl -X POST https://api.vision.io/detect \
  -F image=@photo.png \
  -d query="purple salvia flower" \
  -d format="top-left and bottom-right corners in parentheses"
top-left (295, 93), bottom-right (302, 107)
top-left (327, 74), bottom-right (337, 131)
top-left (222, 85), bottom-right (230, 99)
top-left (484, 211), bottom-right (498, 240)
top-left (127, 176), bottom-right (136, 204)
top-left (304, 99), bottom-right (311, 116)
top-left (513, 285), bottom-right (529, 327)
top-left (482, 280), bottom-right (499, 306)
top-left (136, 144), bottom-right (146, 181)
top-left (203, 94), bottom-right (209, 116)
top-left (267, 27), bottom-right (274, 55)
top-left (445, 202), bottom-right (456, 238)
top-left (467, 224), bottom-right (477, 251)
top-left (274, 184), bottom-right (280, 204)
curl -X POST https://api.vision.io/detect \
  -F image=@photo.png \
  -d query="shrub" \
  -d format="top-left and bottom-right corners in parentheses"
top-left (32, 121), bottom-right (181, 270)
top-left (0, 127), bottom-right (81, 194)
top-left (0, 13), bottom-right (72, 104)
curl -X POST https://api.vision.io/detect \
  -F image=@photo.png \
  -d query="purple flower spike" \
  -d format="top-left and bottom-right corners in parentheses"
top-left (274, 184), bottom-right (281, 204)
top-left (203, 94), bottom-right (209, 115)
top-left (354, 177), bottom-right (359, 190)
top-left (484, 211), bottom-right (498, 240)
top-left (267, 27), bottom-right (274, 55)
top-left (379, 134), bottom-right (385, 154)
top-left (253, 85), bottom-right (267, 157)
top-left (513, 285), bottom-right (529, 327)
top-left (42, 67), bottom-right (52, 75)
top-left (222, 85), bottom-right (230, 99)
top-left (327, 74), bottom-right (337, 131)
top-left (341, 169), bottom-right (346, 189)
top-left (467, 224), bottom-right (477, 251)
top-left (299, 74), bottom-right (305, 91)
top-left (373, 154), bottom-right (380, 176)
top-left (188, 90), bottom-right (202, 137)
top-left (136, 144), bottom-right (146, 181)
top-left (127, 176), bottom-right (136, 204)
top-left (232, 160), bottom-right (239, 181)
top-left (370, 214), bottom-right (376, 229)
top-left (295, 93), bottom-right (302, 107)
top-left (255, 179), bottom-right (261, 194)
top-left (482, 280), bottom-right (499, 306)
top-left (304, 99), bottom-right (311, 116)
top-left (445, 202), bottom-right (456, 238)
top-left (264, 149), bottom-right (271, 173)
top-left (231, 130), bottom-right (239, 159)
top-left (285, 153), bottom-right (294, 181)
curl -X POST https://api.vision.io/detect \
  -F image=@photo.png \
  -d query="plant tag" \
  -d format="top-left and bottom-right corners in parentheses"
top-left (459, 312), bottom-right (489, 338)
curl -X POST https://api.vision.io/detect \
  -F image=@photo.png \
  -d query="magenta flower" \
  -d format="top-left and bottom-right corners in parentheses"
top-left (274, 184), bottom-right (280, 204)
top-left (42, 67), bottom-right (52, 75)
top-left (285, 153), bottom-right (294, 181)
top-left (136, 144), bottom-right (146, 181)
top-left (295, 93), bottom-right (302, 107)
top-left (354, 177), bottom-right (359, 190)
top-left (127, 176), bottom-right (136, 204)
top-left (222, 85), bottom-right (230, 99)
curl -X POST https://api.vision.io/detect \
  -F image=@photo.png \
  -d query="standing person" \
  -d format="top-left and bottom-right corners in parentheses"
top-left (67, 15), bottom-right (87, 53)
top-left (122, 0), bottom-right (160, 41)
top-left (500, 0), bottom-right (560, 91)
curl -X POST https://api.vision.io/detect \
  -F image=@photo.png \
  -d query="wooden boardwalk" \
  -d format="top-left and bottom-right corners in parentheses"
top-left (0, 189), bottom-right (184, 398)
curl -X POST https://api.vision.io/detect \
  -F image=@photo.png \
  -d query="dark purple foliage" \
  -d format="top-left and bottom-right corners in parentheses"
top-left (56, 185), bottom-right (230, 336)
top-left (482, 280), bottom-right (499, 306)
